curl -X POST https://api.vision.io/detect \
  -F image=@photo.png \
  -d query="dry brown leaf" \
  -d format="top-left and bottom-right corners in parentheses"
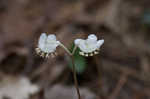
top-left (0, 76), bottom-right (39, 99)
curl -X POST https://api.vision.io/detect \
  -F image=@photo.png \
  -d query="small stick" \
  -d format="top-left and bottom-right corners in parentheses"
top-left (108, 72), bottom-right (128, 99)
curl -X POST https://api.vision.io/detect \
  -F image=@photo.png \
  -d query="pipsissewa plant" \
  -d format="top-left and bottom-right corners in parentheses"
top-left (35, 33), bottom-right (104, 99)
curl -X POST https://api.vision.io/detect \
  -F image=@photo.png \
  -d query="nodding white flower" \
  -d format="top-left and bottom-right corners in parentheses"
top-left (36, 33), bottom-right (60, 58)
top-left (74, 34), bottom-right (104, 57)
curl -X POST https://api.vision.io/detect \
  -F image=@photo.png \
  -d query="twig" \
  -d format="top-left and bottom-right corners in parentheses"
top-left (108, 72), bottom-right (128, 99)
top-left (102, 59), bottom-right (150, 84)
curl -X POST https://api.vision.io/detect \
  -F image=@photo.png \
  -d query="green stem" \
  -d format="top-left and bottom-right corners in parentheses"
top-left (71, 55), bottom-right (81, 99)
top-left (60, 44), bottom-right (81, 99)
top-left (72, 45), bottom-right (77, 55)
top-left (60, 43), bottom-right (72, 56)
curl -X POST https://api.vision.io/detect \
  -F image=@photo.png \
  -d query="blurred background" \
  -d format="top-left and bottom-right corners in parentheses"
top-left (0, 0), bottom-right (150, 99)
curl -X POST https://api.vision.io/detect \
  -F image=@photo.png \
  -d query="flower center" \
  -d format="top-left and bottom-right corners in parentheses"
top-left (85, 42), bottom-right (89, 48)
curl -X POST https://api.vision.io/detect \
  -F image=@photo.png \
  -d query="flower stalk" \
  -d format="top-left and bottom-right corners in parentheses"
top-left (60, 44), bottom-right (81, 99)
top-left (71, 55), bottom-right (81, 99)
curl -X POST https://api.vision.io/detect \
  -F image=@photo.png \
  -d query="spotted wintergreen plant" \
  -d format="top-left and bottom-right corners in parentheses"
top-left (35, 33), bottom-right (104, 99)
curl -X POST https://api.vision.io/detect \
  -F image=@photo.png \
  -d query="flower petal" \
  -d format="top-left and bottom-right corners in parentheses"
top-left (97, 39), bottom-right (104, 48)
top-left (74, 39), bottom-right (83, 45)
top-left (43, 44), bottom-right (56, 53)
top-left (38, 33), bottom-right (47, 49)
top-left (87, 34), bottom-right (97, 41)
top-left (78, 40), bottom-right (89, 52)
top-left (47, 34), bottom-right (56, 41)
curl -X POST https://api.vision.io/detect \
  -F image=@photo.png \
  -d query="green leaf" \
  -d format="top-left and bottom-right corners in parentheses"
top-left (68, 44), bottom-right (87, 74)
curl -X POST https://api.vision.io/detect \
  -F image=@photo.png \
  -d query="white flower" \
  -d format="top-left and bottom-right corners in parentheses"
top-left (36, 33), bottom-right (60, 58)
top-left (74, 34), bottom-right (104, 57)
